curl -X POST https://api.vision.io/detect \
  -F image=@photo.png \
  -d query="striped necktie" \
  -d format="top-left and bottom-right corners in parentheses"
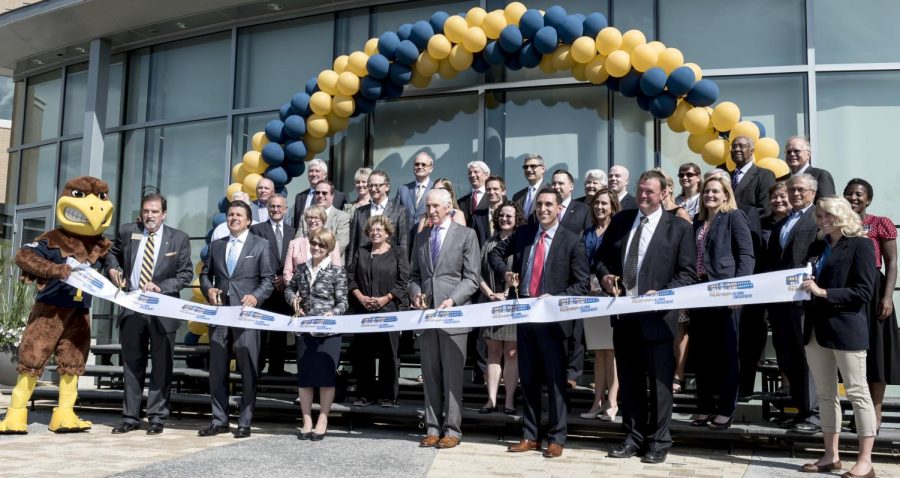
top-left (430, 226), bottom-right (442, 266)
top-left (139, 232), bottom-right (156, 289)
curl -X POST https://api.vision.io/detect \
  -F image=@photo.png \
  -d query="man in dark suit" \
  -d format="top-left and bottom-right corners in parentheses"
top-left (458, 161), bottom-right (490, 228)
top-left (767, 173), bottom-right (821, 433)
top-left (199, 201), bottom-right (275, 439)
top-left (490, 187), bottom-right (590, 459)
top-left (609, 165), bottom-right (637, 210)
top-left (250, 178), bottom-right (274, 223)
top-left (511, 153), bottom-right (546, 219)
top-left (348, 170), bottom-right (409, 265)
top-left (249, 194), bottom-right (295, 376)
top-left (596, 170), bottom-right (697, 464)
top-left (471, 175), bottom-right (508, 247)
top-left (409, 189), bottom-right (480, 450)
top-left (292, 158), bottom-right (347, 227)
top-left (105, 193), bottom-right (192, 435)
top-left (727, 136), bottom-right (776, 220)
top-left (395, 149), bottom-right (435, 243)
top-left (785, 136), bottom-right (835, 202)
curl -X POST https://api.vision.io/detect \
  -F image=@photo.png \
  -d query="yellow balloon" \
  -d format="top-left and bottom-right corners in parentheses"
top-left (309, 91), bottom-right (332, 116)
top-left (646, 41), bottom-right (666, 53)
top-left (724, 155), bottom-right (736, 171)
top-left (444, 16), bottom-right (469, 44)
top-left (729, 120), bottom-right (761, 144)
top-left (447, 45), bottom-right (473, 70)
top-left (194, 261), bottom-right (204, 277)
top-left (326, 113), bottom-right (349, 134)
top-left (225, 182), bottom-right (243, 201)
top-left (666, 100), bottom-right (692, 133)
top-left (364, 38), bottom-right (379, 56)
top-left (631, 43), bottom-right (659, 72)
top-left (191, 285), bottom-right (205, 304)
top-left (572, 63), bottom-right (587, 82)
top-left (188, 321), bottom-right (208, 336)
top-left (595, 27), bottom-right (623, 56)
top-left (621, 30), bottom-right (646, 53)
top-left (584, 56), bottom-right (609, 84)
top-left (198, 333), bottom-right (209, 345)
top-left (411, 70), bottom-right (433, 88)
top-left (307, 114), bottom-right (329, 138)
top-left (438, 58), bottom-right (459, 78)
top-left (688, 130), bottom-right (719, 154)
top-left (482, 10), bottom-right (507, 39)
top-left (336, 71), bottom-right (360, 96)
top-left (251, 131), bottom-right (268, 152)
top-left (242, 150), bottom-right (266, 173)
top-left (347, 51), bottom-right (369, 77)
top-left (538, 54), bottom-right (557, 74)
top-left (756, 157), bottom-right (790, 178)
top-left (243, 173), bottom-right (263, 197)
top-left (702, 138), bottom-right (730, 166)
top-left (684, 106), bottom-right (713, 135)
top-left (504, 2), bottom-right (527, 25)
top-left (317, 69), bottom-right (339, 95)
top-left (415, 52), bottom-right (440, 76)
top-left (684, 62), bottom-right (703, 81)
top-left (571, 37), bottom-right (597, 64)
top-left (305, 135), bottom-right (327, 155)
top-left (657, 48), bottom-right (684, 74)
top-left (462, 27), bottom-right (487, 53)
top-left (755, 137), bottom-right (780, 160)
top-left (711, 101), bottom-right (741, 132)
top-left (231, 163), bottom-right (248, 183)
top-left (333, 55), bottom-right (349, 74)
top-left (551, 44), bottom-right (575, 70)
top-left (332, 95), bottom-right (355, 118)
top-left (466, 7), bottom-right (487, 27)
top-left (427, 34), bottom-right (452, 60)
top-left (605, 50), bottom-right (631, 78)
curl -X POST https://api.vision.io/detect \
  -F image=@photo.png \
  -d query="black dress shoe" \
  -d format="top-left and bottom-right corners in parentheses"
top-left (791, 420), bottom-right (821, 434)
top-left (297, 431), bottom-right (313, 440)
top-left (310, 432), bottom-right (325, 441)
top-left (479, 405), bottom-right (496, 414)
top-left (641, 449), bottom-right (668, 464)
top-left (197, 424), bottom-right (230, 437)
top-left (146, 423), bottom-right (165, 435)
top-left (233, 426), bottom-right (252, 438)
top-left (111, 422), bottom-right (140, 434)
top-left (709, 416), bottom-right (733, 430)
top-left (608, 444), bottom-right (640, 459)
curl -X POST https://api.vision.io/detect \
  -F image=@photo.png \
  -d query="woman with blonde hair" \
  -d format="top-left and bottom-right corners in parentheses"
top-left (417, 178), bottom-right (466, 232)
top-left (284, 205), bottom-right (342, 282)
top-left (344, 167), bottom-right (373, 217)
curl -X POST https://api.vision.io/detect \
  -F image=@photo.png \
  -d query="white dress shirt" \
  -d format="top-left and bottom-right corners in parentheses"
top-left (624, 207), bottom-right (663, 296)
top-left (225, 229), bottom-right (251, 273)
top-left (522, 222), bottom-right (558, 296)
top-left (129, 224), bottom-right (164, 291)
top-left (371, 197), bottom-right (389, 216)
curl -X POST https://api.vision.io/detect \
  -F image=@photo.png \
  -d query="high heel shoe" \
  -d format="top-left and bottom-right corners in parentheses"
top-left (690, 415), bottom-right (710, 427)
top-left (708, 416), bottom-right (733, 430)
top-left (600, 406), bottom-right (618, 422)
top-left (579, 409), bottom-right (602, 419)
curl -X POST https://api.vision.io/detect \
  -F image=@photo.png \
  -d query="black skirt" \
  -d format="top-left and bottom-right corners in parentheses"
top-left (867, 271), bottom-right (900, 384)
top-left (296, 334), bottom-right (342, 388)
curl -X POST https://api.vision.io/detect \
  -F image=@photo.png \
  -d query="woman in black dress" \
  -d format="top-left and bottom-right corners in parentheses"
top-left (348, 215), bottom-right (410, 408)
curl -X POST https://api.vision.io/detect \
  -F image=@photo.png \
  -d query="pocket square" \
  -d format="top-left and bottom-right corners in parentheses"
top-left (164, 252), bottom-right (177, 257)
top-left (244, 255), bottom-right (254, 259)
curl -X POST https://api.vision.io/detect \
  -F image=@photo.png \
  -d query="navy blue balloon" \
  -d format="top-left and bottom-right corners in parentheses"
top-left (636, 93), bottom-right (652, 112)
top-left (543, 5), bottom-right (568, 29)
top-left (213, 210), bottom-right (225, 225)
top-left (205, 226), bottom-right (214, 244)
top-left (640, 67), bottom-right (667, 97)
top-left (305, 77), bottom-right (319, 95)
top-left (471, 53), bottom-right (491, 73)
top-left (650, 92), bottom-right (678, 119)
top-left (262, 142), bottom-right (285, 167)
top-left (499, 25), bottom-right (523, 53)
top-left (504, 53), bottom-right (523, 71)
top-left (430, 11), bottom-right (449, 33)
top-left (558, 15), bottom-right (584, 44)
top-left (283, 158), bottom-right (306, 177)
top-left (276, 186), bottom-right (288, 197)
top-left (583, 12), bottom-right (608, 38)
top-left (619, 70), bottom-right (642, 98)
top-left (264, 166), bottom-right (289, 188)
top-left (410, 20), bottom-right (434, 49)
top-left (284, 139), bottom-right (307, 162)
top-left (519, 9), bottom-right (544, 40)
top-left (685, 79), bottom-right (719, 107)
top-left (217, 196), bottom-right (229, 214)
top-left (283, 115), bottom-right (307, 139)
top-left (200, 245), bottom-right (209, 262)
top-left (519, 42), bottom-right (542, 68)
top-left (484, 42), bottom-right (505, 65)
top-left (397, 23), bottom-right (413, 41)
top-left (356, 95), bottom-right (376, 114)
top-left (360, 76), bottom-right (383, 100)
top-left (381, 79), bottom-right (404, 98)
top-left (395, 40), bottom-right (420, 65)
top-left (290, 92), bottom-right (311, 115)
top-left (389, 62), bottom-right (412, 85)
top-left (278, 102), bottom-right (291, 121)
top-left (753, 120), bottom-right (766, 138)
top-left (534, 26), bottom-right (559, 54)
top-left (606, 76), bottom-right (620, 92)
top-left (366, 54), bottom-right (390, 80)
top-left (264, 119), bottom-right (285, 143)
top-left (666, 66), bottom-right (696, 97)
top-left (377, 31), bottom-right (401, 61)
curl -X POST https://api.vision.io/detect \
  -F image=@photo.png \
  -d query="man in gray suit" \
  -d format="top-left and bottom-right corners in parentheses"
top-left (199, 201), bottom-right (275, 439)
top-left (299, 180), bottom-right (351, 260)
top-left (105, 193), bottom-right (193, 435)
top-left (409, 189), bottom-right (480, 450)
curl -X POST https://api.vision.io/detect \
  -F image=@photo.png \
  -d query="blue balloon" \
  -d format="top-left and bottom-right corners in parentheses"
top-left (356, 95), bottom-right (376, 114)
top-left (666, 66), bottom-right (696, 97)
top-left (395, 40), bottom-right (420, 65)
top-left (430, 11), bottom-right (449, 33)
top-left (499, 25), bottom-right (523, 53)
top-left (217, 196), bottom-right (229, 214)
top-left (484, 41), bottom-right (505, 65)
top-left (377, 31), bottom-right (401, 61)
top-left (519, 9), bottom-right (544, 40)
top-left (284, 139), bottom-right (307, 162)
top-left (471, 53), bottom-right (491, 73)
top-left (366, 54), bottom-right (390, 80)
top-left (640, 67), bottom-right (667, 97)
top-left (619, 70), bottom-right (642, 98)
top-left (212, 212), bottom-right (226, 227)
top-left (283, 115), bottom-right (306, 139)
top-left (276, 186), bottom-right (288, 197)
top-left (636, 93), bottom-right (652, 112)
top-left (583, 12), bottom-right (608, 38)
top-left (305, 77), bottom-right (319, 95)
top-left (284, 160), bottom-right (305, 178)
top-left (518, 42), bottom-right (542, 68)
top-left (685, 79), bottom-right (719, 107)
top-left (205, 226), bottom-right (213, 244)
top-left (410, 20), bottom-right (434, 49)
top-left (388, 62), bottom-right (412, 85)
top-left (397, 23), bottom-right (413, 41)
top-left (534, 26), bottom-right (559, 54)
top-left (543, 5), bottom-right (568, 29)
top-left (606, 76), bottom-right (620, 92)
top-left (264, 166), bottom-right (289, 188)
top-left (200, 245), bottom-right (209, 262)
top-left (359, 76), bottom-right (383, 100)
top-left (278, 102), bottom-right (291, 121)
top-left (558, 15), bottom-right (583, 44)
top-left (264, 119), bottom-right (285, 143)
top-left (504, 53), bottom-right (523, 71)
top-left (650, 92), bottom-right (678, 119)
top-left (753, 120), bottom-right (766, 138)
top-left (262, 142), bottom-right (285, 167)
top-left (381, 79), bottom-right (404, 98)
top-left (290, 92), bottom-right (311, 115)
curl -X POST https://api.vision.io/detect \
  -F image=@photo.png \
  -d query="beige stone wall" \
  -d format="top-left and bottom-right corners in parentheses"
top-left (0, 0), bottom-right (36, 13)
top-left (0, 125), bottom-right (8, 204)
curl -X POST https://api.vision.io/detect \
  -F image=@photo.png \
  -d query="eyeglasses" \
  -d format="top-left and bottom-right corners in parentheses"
top-left (788, 187), bottom-right (812, 194)
top-left (522, 164), bottom-right (543, 170)
top-left (309, 241), bottom-right (326, 248)
top-left (367, 183), bottom-right (386, 189)
top-left (305, 217), bottom-right (323, 223)
top-left (413, 162), bottom-right (431, 167)
top-left (677, 172), bottom-right (697, 178)
top-left (267, 204), bottom-right (285, 210)
top-left (314, 191), bottom-right (331, 196)
top-left (785, 149), bottom-right (808, 155)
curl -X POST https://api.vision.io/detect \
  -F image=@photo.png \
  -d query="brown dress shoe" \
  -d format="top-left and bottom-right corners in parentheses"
top-left (436, 436), bottom-right (460, 449)
top-left (507, 439), bottom-right (540, 452)
top-left (841, 468), bottom-right (876, 478)
top-left (800, 461), bottom-right (841, 473)
top-left (543, 443), bottom-right (564, 458)
top-left (419, 435), bottom-right (440, 447)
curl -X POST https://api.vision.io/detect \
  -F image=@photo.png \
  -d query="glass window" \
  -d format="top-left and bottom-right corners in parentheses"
top-left (23, 69), bottom-right (63, 143)
top-left (126, 32), bottom-right (230, 124)
top-left (231, 111), bottom-right (278, 168)
top-left (106, 55), bottom-right (125, 128)
top-left (659, 0), bottom-right (805, 69)
top-left (370, 93), bottom-right (478, 200)
top-left (62, 63), bottom-right (88, 136)
top-left (814, 0), bottom-right (900, 64)
top-left (612, 0), bottom-right (653, 35)
top-left (612, 94), bottom-right (654, 193)
top-left (0, 76), bottom-right (13, 121)
top-left (332, 114), bottom-right (368, 196)
top-left (18, 145), bottom-right (58, 204)
top-left (235, 15), bottom-right (335, 109)
top-left (486, 85), bottom-right (609, 198)
top-left (817, 71), bottom-right (900, 221)
top-left (58, 139), bottom-right (83, 193)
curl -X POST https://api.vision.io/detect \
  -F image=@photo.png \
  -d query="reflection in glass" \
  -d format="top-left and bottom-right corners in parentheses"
top-left (62, 64), bottom-right (88, 135)
top-left (18, 145), bottom-right (58, 204)
top-left (612, 94), bottom-right (653, 191)
top-left (58, 139), bottom-right (83, 194)
top-left (23, 70), bottom-right (62, 143)
top-left (814, 0), bottom-right (900, 64)
top-left (21, 217), bottom-right (48, 245)
top-left (0, 76), bottom-right (13, 121)
top-left (106, 56), bottom-right (125, 128)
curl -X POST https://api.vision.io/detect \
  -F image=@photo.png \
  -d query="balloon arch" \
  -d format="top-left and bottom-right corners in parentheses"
top-left (200, 2), bottom-right (791, 267)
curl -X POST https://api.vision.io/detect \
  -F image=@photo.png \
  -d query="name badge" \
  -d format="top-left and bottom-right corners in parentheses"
top-left (131, 233), bottom-right (143, 240)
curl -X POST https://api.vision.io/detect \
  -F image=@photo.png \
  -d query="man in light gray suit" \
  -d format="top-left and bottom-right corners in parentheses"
top-left (199, 201), bottom-right (275, 439)
top-left (409, 189), bottom-right (480, 450)
top-left (298, 180), bottom-right (351, 260)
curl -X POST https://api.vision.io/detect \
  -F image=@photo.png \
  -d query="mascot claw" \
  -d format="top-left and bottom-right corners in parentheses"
top-left (48, 407), bottom-right (92, 433)
top-left (0, 408), bottom-right (29, 435)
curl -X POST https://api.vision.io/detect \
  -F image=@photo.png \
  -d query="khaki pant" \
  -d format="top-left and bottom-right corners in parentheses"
top-left (805, 335), bottom-right (876, 436)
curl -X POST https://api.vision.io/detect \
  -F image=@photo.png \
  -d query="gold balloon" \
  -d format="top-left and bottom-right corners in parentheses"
top-left (242, 150), bottom-right (266, 173)
top-left (332, 95), bottom-right (355, 118)
top-left (584, 56), bottom-right (609, 84)
top-left (504, 2), bottom-right (527, 25)
top-left (447, 45), bottom-right (473, 70)
top-left (415, 52), bottom-right (440, 76)
top-left (572, 63), bottom-right (587, 82)
top-left (326, 113), bottom-right (349, 134)
top-left (309, 91), bottom-right (333, 116)
top-left (188, 321), bottom-right (208, 336)
top-left (711, 101), bottom-right (741, 132)
top-left (621, 29), bottom-right (646, 53)
top-left (317, 69), bottom-right (339, 95)
top-left (198, 333), bottom-right (209, 345)
top-left (605, 50), bottom-right (631, 78)
top-left (444, 16), bottom-right (469, 44)
top-left (225, 182), bottom-right (243, 201)
top-left (242, 173), bottom-right (263, 198)
top-left (466, 7), bottom-right (487, 27)
top-left (336, 71), bottom-right (360, 96)
top-left (333, 55), bottom-right (349, 74)
top-left (756, 157), bottom-right (790, 178)
top-left (646, 40), bottom-right (666, 53)
top-left (755, 137), bottom-right (780, 160)
top-left (595, 27), bottom-right (623, 56)
top-left (571, 37), bottom-right (597, 64)
top-left (538, 54), bottom-right (557, 74)
top-left (438, 58), bottom-right (459, 78)
top-left (631, 43), bottom-right (659, 72)
top-left (684, 62), bottom-right (703, 81)
top-left (231, 163), bottom-right (248, 183)
top-left (482, 10), bottom-right (507, 39)
top-left (194, 261), bottom-right (204, 277)
top-left (657, 48), bottom-right (684, 74)
top-left (411, 70), bottom-right (433, 88)
top-left (729, 120), bottom-right (761, 144)
top-left (688, 130), bottom-right (719, 154)
top-left (684, 106), bottom-right (713, 135)
top-left (364, 38), bottom-right (379, 56)
top-left (305, 135), bottom-right (327, 155)
top-left (251, 131), bottom-right (268, 152)
top-left (725, 156), bottom-right (736, 171)
top-left (427, 34), bottom-right (452, 60)
top-left (666, 100), bottom-right (692, 133)
top-left (462, 26), bottom-right (487, 53)
top-left (702, 138), bottom-right (730, 166)
top-left (306, 114), bottom-right (329, 138)
top-left (347, 51), bottom-right (369, 77)
top-left (551, 44), bottom-right (575, 70)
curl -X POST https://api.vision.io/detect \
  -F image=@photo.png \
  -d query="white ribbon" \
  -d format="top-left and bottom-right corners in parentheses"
top-left (64, 266), bottom-right (811, 334)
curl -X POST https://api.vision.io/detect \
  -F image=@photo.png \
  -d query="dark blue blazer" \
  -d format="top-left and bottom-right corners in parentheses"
top-left (693, 209), bottom-right (755, 281)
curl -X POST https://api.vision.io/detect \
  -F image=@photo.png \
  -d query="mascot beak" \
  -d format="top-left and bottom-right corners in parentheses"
top-left (56, 193), bottom-right (114, 236)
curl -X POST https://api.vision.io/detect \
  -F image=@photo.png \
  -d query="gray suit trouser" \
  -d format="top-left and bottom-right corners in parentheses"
top-left (119, 313), bottom-right (175, 425)
top-left (420, 329), bottom-right (468, 438)
top-left (208, 325), bottom-right (260, 428)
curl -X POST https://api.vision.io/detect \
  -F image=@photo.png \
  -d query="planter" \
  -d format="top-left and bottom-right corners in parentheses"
top-left (0, 350), bottom-right (17, 386)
